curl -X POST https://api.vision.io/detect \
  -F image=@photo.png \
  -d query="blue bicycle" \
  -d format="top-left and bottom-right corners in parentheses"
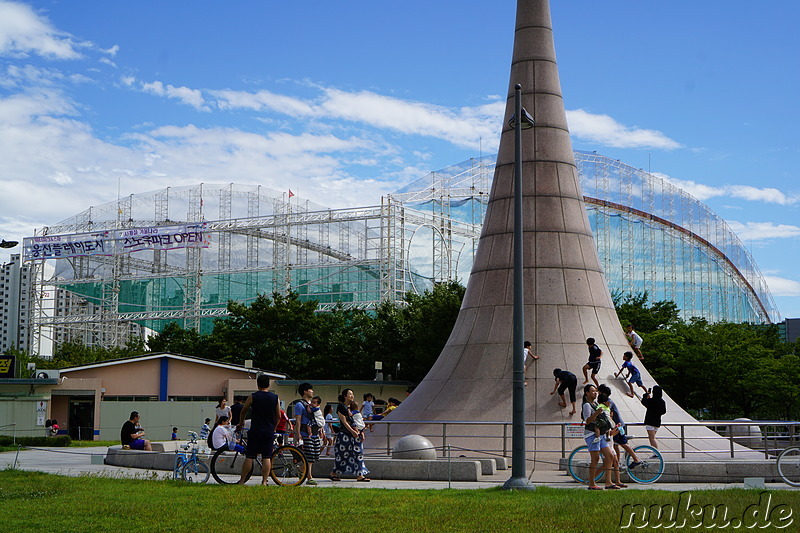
top-left (173, 431), bottom-right (210, 483)
top-left (567, 440), bottom-right (664, 484)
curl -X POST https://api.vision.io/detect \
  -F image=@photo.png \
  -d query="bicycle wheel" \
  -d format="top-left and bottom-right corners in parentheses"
top-left (777, 446), bottom-right (800, 487)
top-left (182, 460), bottom-right (210, 483)
top-left (626, 445), bottom-right (664, 484)
top-left (210, 448), bottom-right (252, 485)
top-left (270, 445), bottom-right (309, 486)
top-left (567, 445), bottom-right (603, 484)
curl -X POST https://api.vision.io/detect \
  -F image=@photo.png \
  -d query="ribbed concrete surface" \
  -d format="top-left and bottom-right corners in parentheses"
top-left (385, 0), bottom-right (753, 459)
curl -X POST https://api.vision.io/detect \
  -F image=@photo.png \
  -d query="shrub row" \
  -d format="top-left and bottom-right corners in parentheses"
top-left (0, 435), bottom-right (72, 447)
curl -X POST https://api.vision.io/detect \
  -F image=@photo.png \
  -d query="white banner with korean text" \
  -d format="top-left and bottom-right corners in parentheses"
top-left (23, 223), bottom-right (210, 261)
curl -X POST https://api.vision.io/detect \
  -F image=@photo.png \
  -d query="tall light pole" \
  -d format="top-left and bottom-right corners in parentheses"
top-left (503, 83), bottom-right (535, 491)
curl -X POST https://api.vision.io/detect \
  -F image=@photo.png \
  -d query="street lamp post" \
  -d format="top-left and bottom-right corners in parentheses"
top-left (503, 84), bottom-right (535, 491)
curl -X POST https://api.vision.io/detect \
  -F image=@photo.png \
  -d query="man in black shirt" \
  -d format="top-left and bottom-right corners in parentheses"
top-left (120, 411), bottom-right (152, 451)
top-left (230, 397), bottom-right (244, 426)
top-left (236, 374), bottom-right (280, 485)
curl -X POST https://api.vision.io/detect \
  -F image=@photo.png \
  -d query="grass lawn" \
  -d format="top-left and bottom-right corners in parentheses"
top-left (1, 470), bottom-right (798, 532)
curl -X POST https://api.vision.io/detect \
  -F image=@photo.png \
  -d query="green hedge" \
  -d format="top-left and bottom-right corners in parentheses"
top-left (0, 435), bottom-right (72, 447)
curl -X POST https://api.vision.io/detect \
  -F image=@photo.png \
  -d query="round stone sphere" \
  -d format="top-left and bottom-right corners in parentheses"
top-left (731, 418), bottom-right (763, 449)
top-left (392, 434), bottom-right (437, 460)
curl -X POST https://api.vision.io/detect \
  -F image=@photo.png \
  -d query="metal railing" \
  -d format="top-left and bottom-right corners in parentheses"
top-left (363, 419), bottom-right (800, 460)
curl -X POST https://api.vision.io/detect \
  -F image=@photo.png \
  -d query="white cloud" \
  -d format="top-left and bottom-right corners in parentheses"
top-left (140, 80), bottom-right (208, 111)
top-left (211, 88), bottom-right (313, 116)
top-left (208, 86), bottom-right (502, 150)
top-left (728, 185), bottom-right (798, 205)
top-left (726, 221), bottom-right (800, 241)
top-left (99, 57), bottom-right (117, 68)
top-left (659, 175), bottom-right (723, 201)
top-left (2, 64), bottom-right (62, 87)
top-left (659, 175), bottom-right (799, 206)
top-left (102, 44), bottom-right (119, 57)
top-left (0, 1), bottom-right (83, 59)
top-left (160, 84), bottom-right (693, 156)
top-left (320, 88), bottom-right (500, 150)
top-left (0, 84), bottom-right (403, 253)
top-left (764, 276), bottom-right (800, 297)
top-left (566, 108), bottom-right (682, 150)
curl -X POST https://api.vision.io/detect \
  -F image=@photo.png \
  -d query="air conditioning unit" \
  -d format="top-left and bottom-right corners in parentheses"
top-left (35, 369), bottom-right (60, 380)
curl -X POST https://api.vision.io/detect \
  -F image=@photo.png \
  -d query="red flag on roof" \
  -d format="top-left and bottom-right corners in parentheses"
top-left (288, 190), bottom-right (295, 198)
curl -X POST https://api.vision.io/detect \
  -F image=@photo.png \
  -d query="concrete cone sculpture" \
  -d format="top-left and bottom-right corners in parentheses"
top-left (386, 0), bottom-right (751, 460)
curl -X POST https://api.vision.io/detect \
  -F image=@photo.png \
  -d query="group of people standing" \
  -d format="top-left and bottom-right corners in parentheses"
top-left (205, 378), bottom-right (373, 485)
top-left (581, 382), bottom-right (666, 489)
top-left (293, 384), bottom-right (371, 484)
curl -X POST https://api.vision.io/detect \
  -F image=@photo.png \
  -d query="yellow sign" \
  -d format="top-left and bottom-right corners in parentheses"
top-left (0, 356), bottom-right (13, 377)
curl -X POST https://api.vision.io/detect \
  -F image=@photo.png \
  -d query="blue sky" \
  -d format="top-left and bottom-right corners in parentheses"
top-left (1, 1), bottom-right (798, 319)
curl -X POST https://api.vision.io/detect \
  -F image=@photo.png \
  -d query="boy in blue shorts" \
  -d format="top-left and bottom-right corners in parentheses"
top-left (614, 351), bottom-right (648, 398)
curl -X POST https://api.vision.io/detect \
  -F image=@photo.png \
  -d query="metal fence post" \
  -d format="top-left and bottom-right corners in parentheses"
top-left (728, 424), bottom-right (734, 458)
top-left (442, 423), bottom-right (447, 459)
top-left (763, 424), bottom-right (770, 459)
top-left (680, 425), bottom-right (685, 459)
top-left (447, 444), bottom-right (452, 490)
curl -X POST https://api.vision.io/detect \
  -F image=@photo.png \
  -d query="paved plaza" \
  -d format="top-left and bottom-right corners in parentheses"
top-left (2, 446), bottom-right (795, 491)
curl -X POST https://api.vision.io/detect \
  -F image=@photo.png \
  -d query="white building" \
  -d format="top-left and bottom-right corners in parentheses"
top-left (1, 254), bottom-right (32, 353)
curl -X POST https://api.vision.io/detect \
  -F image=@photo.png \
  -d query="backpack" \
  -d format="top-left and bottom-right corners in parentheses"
top-left (581, 403), bottom-right (600, 432)
top-left (208, 424), bottom-right (219, 450)
top-left (594, 410), bottom-right (613, 434)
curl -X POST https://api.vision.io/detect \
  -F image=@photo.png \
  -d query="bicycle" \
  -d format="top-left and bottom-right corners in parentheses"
top-left (777, 445), bottom-right (800, 487)
top-left (173, 431), bottom-right (210, 483)
top-left (567, 440), bottom-right (664, 484)
top-left (210, 433), bottom-right (309, 486)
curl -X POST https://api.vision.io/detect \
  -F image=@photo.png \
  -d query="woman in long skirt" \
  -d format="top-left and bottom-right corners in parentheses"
top-left (329, 388), bottom-right (370, 482)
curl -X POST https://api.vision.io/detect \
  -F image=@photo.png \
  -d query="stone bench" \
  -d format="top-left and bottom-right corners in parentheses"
top-left (104, 445), bottom-right (486, 481)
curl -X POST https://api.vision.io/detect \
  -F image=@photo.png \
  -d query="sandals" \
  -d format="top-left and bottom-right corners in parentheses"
top-left (329, 473), bottom-right (370, 482)
top-left (587, 486), bottom-right (603, 490)
top-left (605, 485), bottom-right (622, 490)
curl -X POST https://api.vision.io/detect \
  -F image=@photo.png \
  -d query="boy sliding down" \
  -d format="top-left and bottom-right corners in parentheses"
top-left (614, 351), bottom-right (648, 398)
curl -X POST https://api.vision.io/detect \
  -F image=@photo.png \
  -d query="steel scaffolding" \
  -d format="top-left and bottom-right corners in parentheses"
top-left (24, 152), bottom-right (781, 355)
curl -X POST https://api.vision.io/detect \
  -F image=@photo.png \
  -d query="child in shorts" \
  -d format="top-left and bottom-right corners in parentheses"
top-left (592, 393), bottom-right (614, 444)
top-left (582, 337), bottom-right (603, 386)
top-left (614, 351), bottom-right (648, 397)
top-left (523, 341), bottom-right (539, 386)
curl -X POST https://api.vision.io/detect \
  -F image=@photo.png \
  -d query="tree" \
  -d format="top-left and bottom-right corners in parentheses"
top-left (613, 291), bottom-right (681, 334)
top-left (396, 281), bottom-right (465, 382)
top-left (209, 292), bottom-right (320, 374)
top-left (147, 321), bottom-right (203, 355)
